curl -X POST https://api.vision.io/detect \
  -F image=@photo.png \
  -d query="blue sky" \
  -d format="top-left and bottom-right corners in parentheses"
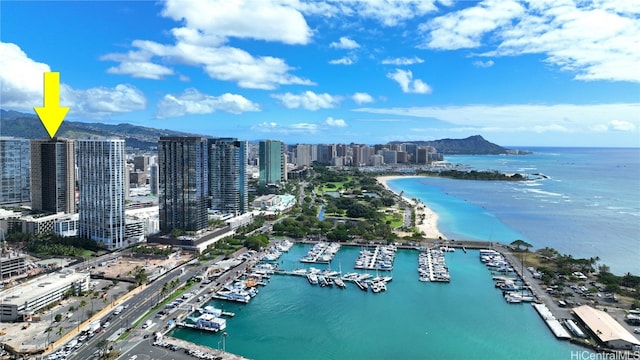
top-left (1, 0), bottom-right (638, 147)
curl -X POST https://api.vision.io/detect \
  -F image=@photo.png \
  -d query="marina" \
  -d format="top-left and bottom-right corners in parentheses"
top-left (417, 248), bottom-right (451, 282)
top-left (171, 244), bottom-right (585, 359)
top-left (354, 245), bottom-right (397, 271)
top-left (300, 242), bottom-right (341, 264)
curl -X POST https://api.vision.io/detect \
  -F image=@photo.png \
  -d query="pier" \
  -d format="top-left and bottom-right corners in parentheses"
top-left (354, 245), bottom-right (397, 271)
top-left (418, 248), bottom-right (451, 282)
top-left (300, 242), bottom-right (341, 264)
top-left (532, 303), bottom-right (572, 339)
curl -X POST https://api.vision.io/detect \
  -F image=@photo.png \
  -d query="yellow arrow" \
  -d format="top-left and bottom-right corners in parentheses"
top-left (34, 72), bottom-right (69, 139)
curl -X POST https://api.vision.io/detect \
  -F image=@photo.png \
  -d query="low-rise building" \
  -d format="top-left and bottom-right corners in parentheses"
top-left (0, 254), bottom-right (27, 281)
top-left (572, 305), bottom-right (640, 350)
top-left (0, 269), bottom-right (90, 321)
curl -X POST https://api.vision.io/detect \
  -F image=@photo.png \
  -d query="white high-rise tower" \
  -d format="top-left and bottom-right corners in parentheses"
top-left (76, 139), bottom-right (126, 249)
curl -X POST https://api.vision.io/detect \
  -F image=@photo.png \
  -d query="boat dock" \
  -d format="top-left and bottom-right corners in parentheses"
top-left (354, 245), bottom-right (397, 271)
top-left (418, 248), bottom-right (451, 282)
top-left (532, 303), bottom-right (571, 339)
top-left (300, 242), bottom-right (341, 264)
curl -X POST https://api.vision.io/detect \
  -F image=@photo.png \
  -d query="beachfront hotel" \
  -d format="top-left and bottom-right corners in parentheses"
top-left (76, 139), bottom-right (127, 250)
top-left (30, 138), bottom-right (76, 214)
top-left (158, 137), bottom-right (209, 233)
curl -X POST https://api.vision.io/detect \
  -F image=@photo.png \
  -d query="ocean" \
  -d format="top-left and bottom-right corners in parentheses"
top-left (172, 147), bottom-right (636, 359)
top-left (387, 147), bottom-right (639, 275)
top-left (172, 245), bottom-right (584, 359)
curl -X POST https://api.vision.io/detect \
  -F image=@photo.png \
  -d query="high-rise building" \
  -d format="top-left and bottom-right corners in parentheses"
top-left (208, 138), bottom-right (248, 215)
top-left (295, 144), bottom-right (312, 167)
top-left (133, 155), bottom-right (150, 172)
top-left (76, 139), bottom-right (126, 249)
top-left (0, 137), bottom-right (30, 205)
top-left (149, 163), bottom-right (159, 196)
top-left (259, 140), bottom-right (286, 186)
top-left (158, 137), bottom-right (208, 232)
top-left (30, 138), bottom-right (76, 214)
top-left (381, 149), bottom-right (397, 165)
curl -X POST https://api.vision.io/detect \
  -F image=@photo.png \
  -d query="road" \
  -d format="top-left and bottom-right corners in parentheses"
top-left (68, 262), bottom-right (203, 360)
top-left (69, 250), bottom-right (260, 360)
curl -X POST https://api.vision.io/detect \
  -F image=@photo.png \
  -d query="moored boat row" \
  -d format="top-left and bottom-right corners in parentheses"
top-left (354, 245), bottom-right (397, 271)
top-left (300, 242), bottom-right (341, 264)
top-left (418, 248), bottom-right (451, 282)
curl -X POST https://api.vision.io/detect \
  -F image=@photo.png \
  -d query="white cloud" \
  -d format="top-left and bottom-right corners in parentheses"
top-left (325, 117), bottom-right (347, 127)
top-left (61, 84), bottom-right (146, 117)
top-left (329, 56), bottom-right (356, 65)
top-left (106, 61), bottom-right (174, 80)
top-left (473, 60), bottom-right (494, 68)
top-left (381, 57), bottom-right (424, 65)
top-left (162, 0), bottom-right (312, 45)
top-left (272, 91), bottom-right (341, 110)
top-left (422, 0), bottom-right (525, 50)
top-left (157, 88), bottom-right (260, 118)
top-left (0, 42), bottom-right (145, 117)
top-left (422, 0), bottom-right (640, 82)
top-left (607, 120), bottom-right (636, 132)
top-left (330, 36), bottom-right (360, 49)
top-left (101, 1), bottom-right (314, 89)
top-left (353, 103), bottom-right (640, 134)
top-left (0, 42), bottom-right (50, 110)
top-left (103, 40), bottom-right (314, 90)
top-left (386, 69), bottom-right (432, 94)
top-left (348, 0), bottom-right (440, 26)
top-left (252, 121), bottom-right (319, 134)
top-left (352, 92), bottom-right (374, 104)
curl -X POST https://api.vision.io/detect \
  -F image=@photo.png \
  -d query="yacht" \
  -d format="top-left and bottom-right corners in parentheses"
top-left (307, 273), bottom-right (319, 285)
top-left (334, 278), bottom-right (346, 288)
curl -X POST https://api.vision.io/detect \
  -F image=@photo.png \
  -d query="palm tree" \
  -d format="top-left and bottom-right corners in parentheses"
top-left (56, 327), bottom-right (64, 337)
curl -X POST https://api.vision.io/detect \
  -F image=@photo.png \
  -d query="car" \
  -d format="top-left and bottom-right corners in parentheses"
top-left (634, 328), bottom-right (640, 334)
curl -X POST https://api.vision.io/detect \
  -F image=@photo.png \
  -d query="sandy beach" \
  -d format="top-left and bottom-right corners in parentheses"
top-left (376, 175), bottom-right (447, 240)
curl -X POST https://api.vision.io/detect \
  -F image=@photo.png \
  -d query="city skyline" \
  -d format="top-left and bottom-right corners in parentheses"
top-left (1, 1), bottom-right (638, 147)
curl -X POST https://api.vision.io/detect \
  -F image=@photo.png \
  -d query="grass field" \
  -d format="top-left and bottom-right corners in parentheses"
top-left (383, 212), bottom-right (404, 228)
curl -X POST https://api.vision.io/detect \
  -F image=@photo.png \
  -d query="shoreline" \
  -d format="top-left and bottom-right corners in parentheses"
top-left (376, 175), bottom-right (447, 240)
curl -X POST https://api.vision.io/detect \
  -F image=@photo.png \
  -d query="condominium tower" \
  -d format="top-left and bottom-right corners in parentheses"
top-left (76, 139), bottom-right (126, 249)
top-left (208, 138), bottom-right (248, 215)
top-left (259, 140), bottom-right (286, 186)
top-left (0, 137), bottom-right (30, 205)
top-left (30, 138), bottom-right (76, 214)
top-left (158, 137), bottom-right (208, 232)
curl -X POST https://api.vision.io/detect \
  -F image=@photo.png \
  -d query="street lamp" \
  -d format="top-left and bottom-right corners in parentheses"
top-left (222, 332), bottom-right (228, 352)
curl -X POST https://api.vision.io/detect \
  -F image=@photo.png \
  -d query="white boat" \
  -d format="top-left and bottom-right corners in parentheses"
top-left (307, 273), bottom-right (319, 285)
top-left (199, 305), bottom-right (222, 317)
top-left (334, 278), bottom-right (346, 288)
top-left (291, 268), bottom-right (307, 276)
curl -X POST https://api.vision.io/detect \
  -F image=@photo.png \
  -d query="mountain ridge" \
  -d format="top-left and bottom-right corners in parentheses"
top-left (3, 110), bottom-right (513, 154)
top-left (1, 110), bottom-right (194, 150)
top-left (389, 135), bottom-right (510, 154)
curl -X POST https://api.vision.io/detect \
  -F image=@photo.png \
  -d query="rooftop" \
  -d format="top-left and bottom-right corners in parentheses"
top-left (0, 270), bottom-right (88, 309)
top-left (573, 305), bottom-right (640, 346)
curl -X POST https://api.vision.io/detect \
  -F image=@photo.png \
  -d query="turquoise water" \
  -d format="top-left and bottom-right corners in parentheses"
top-left (172, 244), bottom-right (583, 359)
top-left (388, 148), bottom-right (640, 275)
top-left (171, 148), bottom-right (637, 358)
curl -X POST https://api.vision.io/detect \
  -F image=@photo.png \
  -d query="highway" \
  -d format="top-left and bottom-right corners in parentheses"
top-left (68, 261), bottom-right (201, 360)
top-left (68, 251), bottom-right (260, 360)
